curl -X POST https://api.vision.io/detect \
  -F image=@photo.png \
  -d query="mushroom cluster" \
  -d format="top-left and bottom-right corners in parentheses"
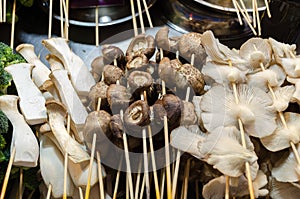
top-left (1, 27), bottom-right (300, 199)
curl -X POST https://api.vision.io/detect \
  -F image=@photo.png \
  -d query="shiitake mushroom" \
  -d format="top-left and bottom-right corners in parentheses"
top-left (126, 54), bottom-right (148, 71)
top-left (126, 34), bottom-right (155, 61)
top-left (102, 45), bottom-right (126, 70)
top-left (88, 81), bottom-right (109, 111)
top-left (128, 71), bottom-right (153, 93)
top-left (91, 56), bottom-right (105, 82)
top-left (107, 84), bottom-right (131, 114)
top-left (123, 100), bottom-right (151, 136)
top-left (103, 65), bottom-right (124, 85)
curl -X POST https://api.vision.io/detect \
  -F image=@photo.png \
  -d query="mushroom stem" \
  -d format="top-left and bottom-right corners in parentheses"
top-left (85, 133), bottom-right (97, 199)
top-left (229, 61), bottom-right (255, 199)
top-left (46, 184), bottom-right (52, 199)
top-left (0, 147), bottom-right (16, 199)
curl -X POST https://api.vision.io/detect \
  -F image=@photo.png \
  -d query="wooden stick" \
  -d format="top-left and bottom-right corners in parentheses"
top-left (46, 184), bottom-right (52, 199)
top-left (3, 0), bottom-right (5, 22)
top-left (234, 0), bottom-right (257, 35)
top-left (97, 151), bottom-right (105, 199)
top-left (182, 159), bottom-right (191, 199)
top-left (264, 0), bottom-right (271, 18)
top-left (0, 147), bottom-right (16, 199)
top-left (19, 168), bottom-right (23, 199)
top-left (10, 0), bottom-right (16, 49)
top-left (160, 170), bottom-right (165, 199)
top-left (0, 0), bottom-right (3, 23)
top-left (79, 187), bottom-right (84, 199)
top-left (63, 152), bottom-right (68, 199)
top-left (48, 0), bottom-right (53, 38)
top-left (85, 133), bottom-right (97, 199)
top-left (232, 0), bottom-right (243, 25)
top-left (97, 98), bottom-right (102, 112)
top-left (195, 180), bottom-right (199, 199)
top-left (139, 174), bottom-right (146, 199)
top-left (239, 0), bottom-right (252, 22)
top-left (121, 110), bottom-right (134, 199)
top-left (252, 0), bottom-right (256, 28)
top-left (148, 125), bottom-right (161, 199)
top-left (225, 176), bottom-right (230, 199)
top-left (137, 0), bottom-right (145, 34)
top-left (64, 0), bottom-right (69, 40)
top-left (134, 160), bottom-right (143, 199)
top-left (60, 0), bottom-right (64, 38)
top-left (112, 159), bottom-right (123, 199)
top-left (142, 128), bottom-right (150, 199)
top-left (126, 174), bottom-right (129, 199)
top-left (142, 0), bottom-right (153, 28)
top-left (163, 116), bottom-right (172, 199)
top-left (130, 0), bottom-right (138, 36)
top-left (95, 6), bottom-right (99, 47)
top-left (229, 60), bottom-right (255, 199)
top-left (254, 0), bottom-right (261, 36)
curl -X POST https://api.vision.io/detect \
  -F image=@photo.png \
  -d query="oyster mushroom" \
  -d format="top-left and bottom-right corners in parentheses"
top-left (278, 57), bottom-right (300, 78)
top-left (261, 112), bottom-right (300, 152)
top-left (126, 34), bottom-right (155, 60)
top-left (5, 63), bottom-right (47, 125)
top-left (268, 37), bottom-right (297, 60)
top-left (270, 86), bottom-right (295, 112)
top-left (39, 134), bottom-right (75, 198)
top-left (102, 45), bottom-right (125, 68)
top-left (128, 71), bottom-right (153, 93)
top-left (239, 37), bottom-right (272, 71)
top-left (50, 68), bottom-right (88, 142)
top-left (103, 65), bottom-right (124, 85)
top-left (200, 85), bottom-right (277, 138)
top-left (177, 32), bottom-right (207, 69)
top-left (42, 37), bottom-right (95, 97)
top-left (123, 100), bottom-right (150, 134)
top-left (270, 178), bottom-right (300, 199)
top-left (126, 54), bottom-right (148, 70)
top-left (88, 81), bottom-right (109, 111)
top-left (0, 95), bottom-right (39, 167)
top-left (16, 43), bottom-right (51, 88)
top-left (286, 76), bottom-right (300, 103)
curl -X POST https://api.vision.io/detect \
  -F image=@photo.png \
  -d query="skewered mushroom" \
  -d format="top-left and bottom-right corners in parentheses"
top-left (126, 34), bottom-right (155, 60)
top-left (0, 95), bottom-right (39, 167)
top-left (128, 71), bottom-right (153, 93)
top-left (103, 64), bottom-right (124, 85)
top-left (88, 81), bottom-right (109, 111)
top-left (91, 56), bottom-right (105, 82)
top-left (102, 45), bottom-right (125, 68)
top-left (5, 63), bottom-right (47, 125)
top-left (126, 54), bottom-right (148, 70)
top-left (107, 84), bottom-right (131, 114)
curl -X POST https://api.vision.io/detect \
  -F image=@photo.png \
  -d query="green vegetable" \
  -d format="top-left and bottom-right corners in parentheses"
top-left (0, 111), bottom-right (8, 136)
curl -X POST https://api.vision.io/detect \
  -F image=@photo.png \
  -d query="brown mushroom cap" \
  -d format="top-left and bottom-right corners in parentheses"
top-left (91, 56), bottom-right (105, 76)
top-left (102, 45), bottom-right (125, 67)
top-left (180, 101), bottom-right (198, 126)
top-left (128, 71), bottom-right (153, 93)
top-left (126, 34), bottom-right (155, 60)
top-left (126, 54), bottom-right (148, 70)
top-left (154, 94), bottom-right (183, 129)
top-left (103, 65), bottom-right (124, 85)
top-left (155, 26), bottom-right (170, 52)
top-left (178, 32), bottom-right (207, 68)
top-left (83, 110), bottom-right (112, 155)
top-left (88, 81), bottom-right (109, 111)
top-left (123, 100), bottom-right (150, 135)
top-left (107, 84), bottom-right (131, 114)
top-left (158, 57), bottom-right (178, 88)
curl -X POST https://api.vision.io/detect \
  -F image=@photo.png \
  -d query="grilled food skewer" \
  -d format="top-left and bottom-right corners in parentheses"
top-left (130, 0), bottom-right (138, 36)
top-left (137, 0), bottom-right (145, 34)
top-left (48, 0), bottom-right (53, 38)
top-left (18, 167), bottom-right (23, 199)
top-left (10, 0), bottom-right (16, 48)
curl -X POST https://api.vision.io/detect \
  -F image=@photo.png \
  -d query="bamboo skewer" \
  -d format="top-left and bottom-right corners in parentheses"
top-left (95, 6), bottom-right (99, 47)
top-left (126, 174), bottom-right (129, 199)
top-left (19, 168), bottom-right (23, 199)
top-left (63, 152), bottom-right (68, 199)
top-left (79, 187), bottom-right (84, 199)
top-left (10, 0), bottom-right (16, 49)
top-left (147, 125), bottom-right (161, 199)
top-left (85, 133), bottom-right (97, 199)
top-left (136, 0), bottom-right (145, 34)
top-left (139, 174), bottom-right (146, 199)
top-left (160, 170), bottom-right (165, 199)
top-left (48, 0), bottom-right (53, 38)
top-left (225, 176), bottom-right (230, 199)
top-left (60, 0), bottom-right (64, 38)
top-left (134, 160), bottom-right (143, 199)
top-left (238, 0), bottom-right (252, 23)
top-left (228, 60), bottom-right (255, 199)
top-left (252, 0), bottom-right (256, 28)
top-left (264, 0), bottom-right (271, 18)
top-left (0, 0), bottom-right (2, 23)
top-left (232, 0), bottom-right (243, 25)
top-left (46, 184), bottom-right (52, 199)
top-left (64, 0), bottom-right (69, 40)
top-left (0, 147), bottom-right (16, 199)
top-left (112, 159), bottom-right (122, 199)
top-left (142, 0), bottom-right (153, 28)
top-left (182, 159), bottom-right (191, 199)
top-left (130, 0), bottom-right (138, 36)
top-left (195, 180), bottom-right (199, 199)
top-left (3, 0), bottom-right (5, 22)
top-left (254, 0), bottom-right (261, 36)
